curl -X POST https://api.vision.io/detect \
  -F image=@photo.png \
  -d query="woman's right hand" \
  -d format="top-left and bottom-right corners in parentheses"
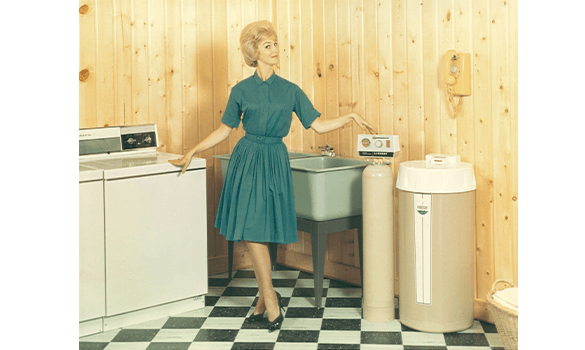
top-left (168, 152), bottom-right (194, 175)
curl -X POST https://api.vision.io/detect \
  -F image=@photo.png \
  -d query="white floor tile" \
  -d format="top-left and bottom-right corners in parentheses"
top-left (200, 317), bottom-right (245, 330)
top-left (214, 296), bottom-right (256, 307)
top-left (228, 278), bottom-right (259, 288)
top-left (287, 296), bottom-right (323, 308)
top-left (485, 332), bottom-right (505, 347)
top-left (325, 288), bottom-right (362, 298)
top-left (447, 347), bottom-right (492, 350)
top-left (104, 343), bottom-right (150, 350)
top-left (124, 316), bottom-right (169, 329)
top-left (79, 328), bottom-right (121, 342)
top-left (359, 345), bottom-right (404, 350)
top-left (280, 317), bottom-right (323, 330)
top-left (234, 329), bottom-right (280, 343)
top-left (273, 287), bottom-right (295, 297)
top-left (273, 342), bottom-right (318, 350)
top-left (272, 270), bottom-right (301, 279)
top-left (175, 306), bottom-right (214, 318)
top-left (151, 329), bottom-right (199, 342)
top-left (294, 278), bottom-right (331, 289)
top-left (317, 330), bottom-right (361, 344)
top-left (361, 319), bottom-right (402, 332)
top-left (322, 307), bottom-right (362, 319)
top-left (401, 331), bottom-right (446, 346)
top-left (188, 342), bottom-right (234, 350)
top-left (457, 320), bottom-right (486, 333)
top-left (207, 286), bottom-right (227, 296)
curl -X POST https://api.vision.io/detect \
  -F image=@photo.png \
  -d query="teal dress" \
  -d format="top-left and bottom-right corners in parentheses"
top-left (215, 71), bottom-right (321, 244)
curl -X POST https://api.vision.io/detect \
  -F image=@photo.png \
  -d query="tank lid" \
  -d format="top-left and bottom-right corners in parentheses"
top-left (396, 154), bottom-right (476, 194)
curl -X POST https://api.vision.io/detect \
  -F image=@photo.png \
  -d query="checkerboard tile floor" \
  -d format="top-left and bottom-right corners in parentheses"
top-left (80, 266), bottom-right (506, 350)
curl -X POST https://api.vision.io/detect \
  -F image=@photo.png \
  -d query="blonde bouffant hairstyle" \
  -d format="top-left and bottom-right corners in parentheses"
top-left (240, 20), bottom-right (278, 67)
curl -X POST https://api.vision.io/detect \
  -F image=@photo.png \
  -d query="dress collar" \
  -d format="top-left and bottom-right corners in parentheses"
top-left (254, 70), bottom-right (277, 85)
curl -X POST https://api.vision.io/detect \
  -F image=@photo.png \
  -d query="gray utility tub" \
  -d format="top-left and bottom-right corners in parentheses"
top-left (214, 152), bottom-right (372, 222)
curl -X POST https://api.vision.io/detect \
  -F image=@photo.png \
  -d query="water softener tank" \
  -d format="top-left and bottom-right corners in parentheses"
top-left (362, 161), bottom-right (394, 322)
top-left (396, 154), bottom-right (476, 333)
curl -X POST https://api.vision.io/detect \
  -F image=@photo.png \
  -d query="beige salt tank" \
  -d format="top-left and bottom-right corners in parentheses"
top-left (396, 154), bottom-right (476, 333)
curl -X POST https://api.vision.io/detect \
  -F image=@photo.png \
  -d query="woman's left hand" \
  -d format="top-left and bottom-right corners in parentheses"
top-left (351, 113), bottom-right (377, 134)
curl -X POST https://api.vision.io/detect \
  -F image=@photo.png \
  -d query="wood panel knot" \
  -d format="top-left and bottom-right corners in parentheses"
top-left (79, 4), bottom-right (89, 14)
top-left (512, 196), bottom-right (517, 201)
top-left (79, 69), bottom-right (90, 82)
top-left (317, 63), bottom-right (322, 78)
top-left (329, 64), bottom-right (335, 70)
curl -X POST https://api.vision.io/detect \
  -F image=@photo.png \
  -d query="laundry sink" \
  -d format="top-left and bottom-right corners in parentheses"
top-left (289, 156), bottom-right (371, 221)
top-left (214, 153), bottom-right (372, 221)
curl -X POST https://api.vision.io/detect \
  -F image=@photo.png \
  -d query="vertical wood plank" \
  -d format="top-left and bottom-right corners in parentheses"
top-left (350, 0), bottom-right (365, 160)
top-left (149, 0), bottom-right (167, 151)
top-left (183, 0), bottom-right (198, 152)
top-left (324, 0), bottom-right (339, 152)
top-left (289, 0), bottom-right (303, 152)
top-left (392, 0), bottom-right (408, 162)
top-left (257, 0), bottom-right (272, 21)
top-left (438, 0), bottom-right (456, 155)
top-left (312, 0), bottom-right (327, 153)
top-left (364, 0), bottom-right (380, 146)
top-left (491, 0), bottom-right (513, 283)
top-left (422, 0), bottom-right (440, 155)
top-left (454, 0), bottom-right (474, 163)
top-left (509, 0), bottom-right (518, 287)
top-left (377, 0), bottom-right (393, 136)
top-left (300, 0), bottom-right (316, 154)
top-left (472, 0), bottom-right (494, 300)
top-left (165, 0), bottom-right (184, 154)
top-left (113, 0), bottom-right (132, 127)
top-left (406, 0), bottom-right (424, 160)
top-left (80, 0), bottom-right (97, 128)
top-left (227, 0), bottom-right (243, 153)
top-left (96, 0), bottom-right (116, 127)
top-left (337, 0), bottom-right (352, 158)
top-left (133, 0), bottom-right (150, 125)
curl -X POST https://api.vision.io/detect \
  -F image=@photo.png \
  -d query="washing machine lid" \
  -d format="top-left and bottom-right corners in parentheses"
top-left (79, 124), bottom-right (206, 179)
top-left (396, 154), bottom-right (476, 194)
top-left (79, 164), bottom-right (103, 183)
top-left (81, 151), bottom-right (206, 180)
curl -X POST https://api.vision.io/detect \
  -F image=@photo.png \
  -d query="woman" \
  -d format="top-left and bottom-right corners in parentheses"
top-left (170, 20), bottom-right (376, 332)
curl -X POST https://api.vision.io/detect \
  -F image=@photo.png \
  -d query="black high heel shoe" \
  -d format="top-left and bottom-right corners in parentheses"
top-left (247, 311), bottom-right (265, 322)
top-left (268, 291), bottom-right (285, 333)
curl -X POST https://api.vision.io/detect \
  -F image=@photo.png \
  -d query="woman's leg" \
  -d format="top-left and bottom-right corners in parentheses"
top-left (245, 241), bottom-right (280, 321)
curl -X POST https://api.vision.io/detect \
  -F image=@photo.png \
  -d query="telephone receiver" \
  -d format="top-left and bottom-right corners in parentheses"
top-left (443, 49), bottom-right (471, 96)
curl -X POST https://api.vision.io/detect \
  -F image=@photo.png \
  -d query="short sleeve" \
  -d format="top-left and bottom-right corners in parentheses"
top-left (293, 87), bottom-right (321, 130)
top-left (221, 88), bottom-right (243, 128)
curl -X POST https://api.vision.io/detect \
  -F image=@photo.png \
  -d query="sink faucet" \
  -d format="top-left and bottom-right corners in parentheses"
top-left (319, 144), bottom-right (335, 157)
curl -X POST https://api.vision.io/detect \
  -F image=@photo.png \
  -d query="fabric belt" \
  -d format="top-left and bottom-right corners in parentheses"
top-left (244, 133), bottom-right (283, 144)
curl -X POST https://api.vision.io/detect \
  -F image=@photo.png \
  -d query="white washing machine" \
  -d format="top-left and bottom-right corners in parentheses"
top-left (79, 164), bottom-right (105, 327)
top-left (79, 124), bottom-right (207, 335)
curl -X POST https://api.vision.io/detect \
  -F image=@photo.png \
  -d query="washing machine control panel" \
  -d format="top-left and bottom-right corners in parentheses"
top-left (79, 124), bottom-right (160, 155)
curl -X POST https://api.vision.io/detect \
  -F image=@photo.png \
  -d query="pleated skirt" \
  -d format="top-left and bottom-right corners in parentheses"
top-left (214, 136), bottom-right (298, 244)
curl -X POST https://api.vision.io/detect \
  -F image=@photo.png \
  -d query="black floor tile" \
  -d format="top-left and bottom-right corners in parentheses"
top-left (232, 342), bottom-right (275, 349)
top-left (208, 306), bottom-right (251, 317)
top-left (205, 295), bottom-right (220, 306)
top-left (325, 297), bottom-right (362, 308)
top-left (480, 320), bottom-right (499, 333)
top-left (241, 317), bottom-right (270, 329)
top-left (252, 296), bottom-right (290, 307)
top-left (233, 270), bottom-right (256, 279)
top-left (328, 280), bottom-right (360, 288)
top-left (145, 342), bottom-right (191, 350)
top-left (403, 347), bottom-right (447, 350)
top-left (222, 287), bottom-right (259, 296)
top-left (297, 271), bottom-right (315, 279)
top-left (284, 307), bottom-right (325, 318)
top-left (111, 329), bottom-right (159, 342)
top-left (208, 278), bottom-right (231, 287)
top-left (162, 317), bottom-right (206, 329)
top-left (277, 330), bottom-right (320, 343)
top-left (320, 318), bottom-right (361, 331)
top-left (193, 329), bottom-right (239, 342)
top-left (273, 264), bottom-right (296, 271)
top-left (292, 287), bottom-right (328, 298)
top-left (272, 278), bottom-right (298, 287)
top-left (360, 331), bottom-right (402, 345)
top-left (317, 344), bottom-right (360, 349)
top-left (401, 323), bottom-right (421, 332)
top-left (78, 343), bottom-right (109, 350)
top-left (444, 332), bottom-right (490, 346)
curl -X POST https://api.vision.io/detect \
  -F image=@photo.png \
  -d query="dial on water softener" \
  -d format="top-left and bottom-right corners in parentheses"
top-left (358, 134), bottom-right (399, 322)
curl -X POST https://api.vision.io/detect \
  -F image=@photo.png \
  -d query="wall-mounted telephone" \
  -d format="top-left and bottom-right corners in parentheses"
top-left (443, 50), bottom-right (471, 117)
